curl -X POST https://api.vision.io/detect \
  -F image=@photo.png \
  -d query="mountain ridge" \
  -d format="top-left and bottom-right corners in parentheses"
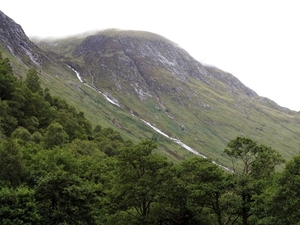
top-left (0, 10), bottom-right (43, 66)
top-left (35, 30), bottom-right (283, 110)
top-left (1, 11), bottom-right (300, 166)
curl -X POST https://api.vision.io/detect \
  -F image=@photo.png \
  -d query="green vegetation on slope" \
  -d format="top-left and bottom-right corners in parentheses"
top-left (2, 53), bottom-right (300, 225)
top-left (34, 31), bottom-right (300, 169)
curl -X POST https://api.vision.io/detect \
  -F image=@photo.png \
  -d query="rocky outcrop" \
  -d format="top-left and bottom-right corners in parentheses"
top-left (70, 30), bottom-right (264, 107)
top-left (0, 10), bottom-right (41, 66)
top-left (2, 12), bottom-right (300, 164)
top-left (74, 30), bottom-right (210, 83)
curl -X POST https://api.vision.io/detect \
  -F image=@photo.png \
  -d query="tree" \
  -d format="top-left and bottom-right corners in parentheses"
top-left (93, 127), bottom-right (132, 156)
top-left (160, 157), bottom-right (227, 225)
top-left (43, 122), bottom-right (69, 149)
top-left (109, 140), bottom-right (171, 224)
top-left (0, 99), bottom-right (18, 136)
top-left (224, 137), bottom-right (283, 178)
top-left (0, 139), bottom-right (26, 187)
top-left (224, 137), bottom-right (284, 225)
top-left (10, 83), bottom-right (57, 132)
top-left (0, 186), bottom-right (40, 224)
top-left (264, 154), bottom-right (300, 224)
top-left (154, 165), bottom-right (192, 225)
top-left (25, 68), bottom-right (43, 94)
top-left (0, 56), bottom-right (16, 100)
top-left (35, 170), bottom-right (97, 225)
top-left (11, 126), bottom-right (31, 143)
top-left (30, 147), bottom-right (101, 225)
top-left (53, 108), bottom-right (92, 141)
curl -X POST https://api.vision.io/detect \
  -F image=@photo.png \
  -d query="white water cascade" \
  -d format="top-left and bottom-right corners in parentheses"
top-left (69, 66), bottom-right (232, 172)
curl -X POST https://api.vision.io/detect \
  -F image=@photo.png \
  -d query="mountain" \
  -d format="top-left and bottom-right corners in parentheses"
top-left (1, 11), bottom-right (300, 167)
top-left (0, 10), bottom-right (45, 67)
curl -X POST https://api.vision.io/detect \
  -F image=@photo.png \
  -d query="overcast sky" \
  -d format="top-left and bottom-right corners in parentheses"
top-left (2, 0), bottom-right (300, 111)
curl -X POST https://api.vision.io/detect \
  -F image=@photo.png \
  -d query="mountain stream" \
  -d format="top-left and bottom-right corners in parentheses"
top-left (69, 66), bottom-right (232, 172)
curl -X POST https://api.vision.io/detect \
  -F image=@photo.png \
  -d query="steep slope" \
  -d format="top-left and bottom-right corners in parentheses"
top-left (1, 9), bottom-right (300, 168)
top-left (36, 29), bottom-right (300, 167)
top-left (0, 12), bottom-right (189, 163)
top-left (0, 10), bottom-right (44, 67)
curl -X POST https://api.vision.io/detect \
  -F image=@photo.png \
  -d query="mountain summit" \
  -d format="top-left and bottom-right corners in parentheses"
top-left (36, 29), bottom-right (300, 163)
top-left (41, 29), bottom-right (258, 102)
top-left (1, 11), bottom-right (300, 165)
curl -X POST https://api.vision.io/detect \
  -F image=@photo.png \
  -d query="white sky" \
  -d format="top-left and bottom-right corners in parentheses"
top-left (1, 0), bottom-right (300, 111)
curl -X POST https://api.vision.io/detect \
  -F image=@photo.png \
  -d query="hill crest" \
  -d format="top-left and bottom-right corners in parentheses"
top-left (1, 10), bottom-right (300, 165)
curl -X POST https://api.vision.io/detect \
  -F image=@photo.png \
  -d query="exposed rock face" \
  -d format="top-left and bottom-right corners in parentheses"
top-left (2, 11), bottom-right (300, 163)
top-left (0, 10), bottom-right (41, 66)
top-left (74, 32), bottom-right (210, 82)
top-left (67, 30), bottom-right (262, 110)
top-left (68, 31), bottom-right (246, 103)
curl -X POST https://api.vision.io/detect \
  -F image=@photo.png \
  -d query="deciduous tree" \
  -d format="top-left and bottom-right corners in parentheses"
top-left (0, 56), bottom-right (16, 100)
top-left (25, 68), bottom-right (42, 94)
top-left (224, 137), bottom-right (284, 225)
top-left (110, 140), bottom-right (171, 224)
top-left (43, 122), bottom-right (69, 149)
top-left (0, 186), bottom-right (40, 224)
top-left (0, 139), bottom-right (26, 187)
top-left (265, 154), bottom-right (300, 224)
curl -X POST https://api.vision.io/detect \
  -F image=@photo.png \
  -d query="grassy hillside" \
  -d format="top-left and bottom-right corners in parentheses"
top-left (0, 44), bottom-right (189, 163)
top-left (2, 28), bottom-right (300, 169)
top-left (31, 30), bottom-right (300, 169)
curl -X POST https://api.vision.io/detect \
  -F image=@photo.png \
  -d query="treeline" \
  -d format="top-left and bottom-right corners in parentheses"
top-left (1, 54), bottom-right (300, 224)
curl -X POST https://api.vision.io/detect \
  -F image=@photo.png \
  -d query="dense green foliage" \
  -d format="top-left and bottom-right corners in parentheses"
top-left (0, 55), bottom-right (299, 224)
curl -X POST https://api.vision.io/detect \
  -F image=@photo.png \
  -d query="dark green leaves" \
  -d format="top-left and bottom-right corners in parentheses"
top-left (224, 137), bottom-right (284, 225)
top-left (25, 68), bottom-right (42, 94)
top-left (111, 140), bottom-right (171, 224)
top-left (225, 136), bottom-right (284, 177)
top-left (0, 187), bottom-right (40, 224)
top-left (0, 57), bottom-right (16, 100)
top-left (0, 139), bottom-right (26, 187)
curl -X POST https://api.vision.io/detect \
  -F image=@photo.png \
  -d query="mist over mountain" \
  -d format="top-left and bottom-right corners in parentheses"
top-left (1, 10), bottom-right (300, 165)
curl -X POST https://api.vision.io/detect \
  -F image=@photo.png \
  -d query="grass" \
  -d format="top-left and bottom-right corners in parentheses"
top-left (19, 32), bottom-right (300, 169)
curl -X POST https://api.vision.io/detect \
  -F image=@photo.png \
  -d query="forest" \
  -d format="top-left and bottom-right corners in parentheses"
top-left (1, 52), bottom-right (300, 225)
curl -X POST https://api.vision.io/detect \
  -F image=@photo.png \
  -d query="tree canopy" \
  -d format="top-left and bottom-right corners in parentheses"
top-left (0, 54), bottom-right (298, 225)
